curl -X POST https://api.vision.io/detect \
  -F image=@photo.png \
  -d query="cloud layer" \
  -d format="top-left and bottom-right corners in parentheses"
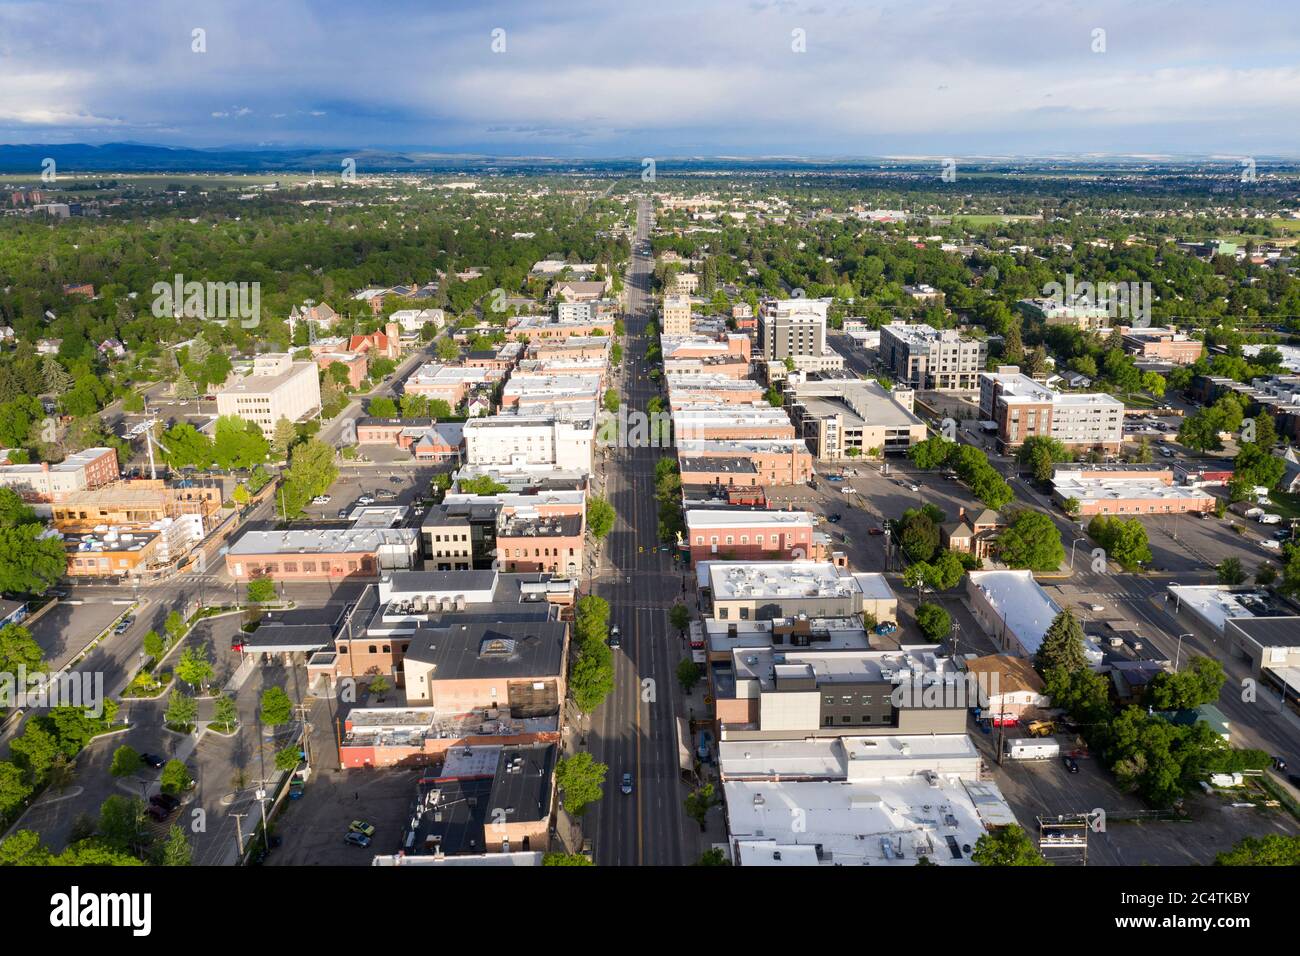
top-left (1, 0), bottom-right (1297, 155)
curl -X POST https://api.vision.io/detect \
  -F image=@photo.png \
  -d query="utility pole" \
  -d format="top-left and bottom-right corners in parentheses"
top-left (232, 811), bottom-right (248, 859)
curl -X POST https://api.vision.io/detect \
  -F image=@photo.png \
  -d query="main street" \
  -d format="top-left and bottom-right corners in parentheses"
top-left (586, 197), bottom-right (691, 866)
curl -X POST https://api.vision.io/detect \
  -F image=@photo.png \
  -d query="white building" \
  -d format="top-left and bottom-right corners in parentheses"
top-left (215, 353), bottom-right (321, 437)
top-left (462, 414), bottom-right (595, 473)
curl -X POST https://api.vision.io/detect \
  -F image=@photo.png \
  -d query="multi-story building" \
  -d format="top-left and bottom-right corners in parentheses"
top-left (785, 378), bottom-right (927, 460)
top-left (215, 353), bottom-right (321, 437)
top-left (705, 561), bottom-right (895, 622)
top-left (402, 363), bottom-right (500, 406)
top-left (402, 620), bottom-right (569, 711)
top-left (508, 313), bottom-right (615, 340)
top-left (672, 404), bottom-right (796, 441)
top-left (1120, 326), bottom-right (1204, 365)
top-left (676, 439), bottom-right (814, 487)
top-left (1017, 296), bottom-right (1113, 331)
top-left (463, 414), bottom-right (595, 473)
top-left (225, 526), bottom-right (420, 582)
top-left (1050, 466), bottom-right (1216, 516)
top-left (879, 323), bottom-right (987, 390)
top-left (661, 294), bottom-right (692, 335)
top-left (0, 447), bottom-right (119, 504)
top-left (684, 510), bottom-right (820, 563)
top-left (979, 366), bottom-right (1124, 454)
top-left (715, 645), bottom-right (970, 738)
top-left (665, 375), bottom-right (765, 407)
top-left (758, 299), bottom-right (827, 361)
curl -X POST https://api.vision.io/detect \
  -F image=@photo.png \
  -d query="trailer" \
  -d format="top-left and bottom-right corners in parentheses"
top-left (1004, 738), bottom-right (1061, 760)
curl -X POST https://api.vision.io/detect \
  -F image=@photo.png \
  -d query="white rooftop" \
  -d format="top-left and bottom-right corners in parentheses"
top-left (967, 570), bottom-right (1063, 656)
top-left (686, 510), bottom-right (814, 531)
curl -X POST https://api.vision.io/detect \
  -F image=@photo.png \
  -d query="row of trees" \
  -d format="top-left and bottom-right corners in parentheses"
top-left (908, 435), bottom-right (1013, 509)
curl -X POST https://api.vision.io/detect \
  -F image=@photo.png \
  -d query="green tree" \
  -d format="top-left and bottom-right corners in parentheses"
top-left (164, 610), bottom-right (186, 645)
top-left (212, 415), bottom-right (270, 471)
top-left (9, 722), bottom-right (60, 785)
top-left (1216, 557), bottom-right (1246, 585)
top-left (1016, 435), bottom-right (1070, 483)
top-left (0, 493), bottom-right (68, 596)
top-left (570, 641), bottom-right (615, 714)
top-left (212, 694), bottom-right (239, 732)
top-left (669, 602), bottom-right (690, 634)
top-left (587, 496), bottom-right (615, 540)
top-left (175, 645), bottom-right (215, 694)
top-left (0, 762), bottom-right (34, 819)
top-left (274, 745), bottom-right (301, 773)
top-left (996, 510), bottom-right (1065, 571)
top-left (1088, 515), bottom-right (1152, 570)
top-left (158, 825), bottom-right (193, 866)
top-left (677, 658), bottom-right (702, 693)
top-left (164, 690), bottom-right (197, 731)
top-left (971, 825), bottom-right (1048, 866)
top-left (602, 389), bottom-right (620, 413)
top-left (915, 603), bottom-right (951, 641)
top-left (160, 759), bottom-right (193, 795)
top-left (897, 510), bottom-right (940, 563)
top-left (271, 417), bottom-right (297, 459)
top-left (0, 623), bottom-right (44, 675)
top-left (0, 829), bottom-right (49, 866)
top-left (554, 752), bottom-right (607, 816)
top-left (109, 745), bottom-right (143, 778)
top-left (542, 852), bottom-right (594, 866)
top-left (1145, 656), bottom-right (1226, 711)
top-left (1215, 834), bottom-right (1300, 866)
top-left (367, 396), bottom-right (398, 418)
top-left (1034, 609), bottom-right (1087, 674)
top-left (259, 686), bottom-right (294, 727)
top-left (684, 783), bottom-right (717, 831)
top-left (695, 848), bottom-right (731, 866)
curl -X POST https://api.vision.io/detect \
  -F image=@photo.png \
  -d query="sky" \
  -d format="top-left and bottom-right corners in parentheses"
top-left (1, 0), bottom-right (1299, 158)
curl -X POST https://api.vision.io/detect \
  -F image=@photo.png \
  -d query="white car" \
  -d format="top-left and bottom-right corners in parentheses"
top-left (357, 495), bottom-right (375, 505)
top-left (1086, 603), bottom-right (1104, 612)
top-left (312, 495), bottom-right (331, 505)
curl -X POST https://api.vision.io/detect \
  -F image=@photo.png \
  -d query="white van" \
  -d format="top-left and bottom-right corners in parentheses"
top-left (1262, 539), bottom-right (1282, 551)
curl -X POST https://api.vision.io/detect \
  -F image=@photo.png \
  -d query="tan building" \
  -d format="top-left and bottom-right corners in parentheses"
top-left (662, 294), bottom-right (692, 335)
top-left (677, 439), bottom-right (814, 487)
top-left (962, 655), bottom-right (1049, 724)
top-left (1051, 467), bottom-right (1216, 516)
top-left (216, 353), bottom-right (321, 437)
top-left (64, 528), bottom-right (162, 578)
top-left (401, 621), bottom-right (569, 712)
top-left (1120, 326), bottom-right (1204, 365)
top-left (495, 510), bottom-right (585, 575)
top-left (50, 479), bottom-right (222, 531)
top-left (0, 447), bottom-right (119, 504)
top-left (979, 366), bottom-right (1124, 454)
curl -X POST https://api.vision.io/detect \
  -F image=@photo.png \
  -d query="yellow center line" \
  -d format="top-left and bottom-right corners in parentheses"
top-left (635, 608), bottom-right (643, 866)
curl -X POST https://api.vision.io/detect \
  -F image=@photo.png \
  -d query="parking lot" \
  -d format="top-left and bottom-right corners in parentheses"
top-left (265, 763), bottom-right (423, 865)
top-left (979, 723), bottom-right (1300, 864)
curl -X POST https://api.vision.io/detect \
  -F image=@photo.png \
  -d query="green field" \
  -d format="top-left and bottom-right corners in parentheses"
top-left (952, 213), bottom-right (1043, 225)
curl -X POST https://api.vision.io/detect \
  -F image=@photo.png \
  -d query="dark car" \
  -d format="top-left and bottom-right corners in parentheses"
top-left (868, 527), bottom-right (884, 536)
top-left (344, 832), bottom-right (372, 848)
top-left (146, 803), bottom-right (172, 822)
top-left (827, 514), bottom-right (842, 523)
top-left (1063, 756), bottom-right (1080, 774)
top-left (607, 625), bottom-right (621, 648)
top-left (139, 753), bottom-right (166, 769)
top-left (150, 793), bottom-right (180, 812)
top-left (621, 772), bottom-right (634, 795)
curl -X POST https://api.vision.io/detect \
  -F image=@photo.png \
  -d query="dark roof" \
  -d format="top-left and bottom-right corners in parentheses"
top-left (262, 604), bottom-right (348, 628)
top-left (403, 621), bottom-right (567, 678)
top-left (489, 744), bottom-right (556, 824)
top-left (679, 456), bottom-right (757, 474)
top-left (1226, 616), bottom-right (1300, 647)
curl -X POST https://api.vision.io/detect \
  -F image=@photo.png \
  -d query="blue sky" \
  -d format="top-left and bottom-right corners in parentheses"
top-left (1, 0), bottom-right (1298, 157)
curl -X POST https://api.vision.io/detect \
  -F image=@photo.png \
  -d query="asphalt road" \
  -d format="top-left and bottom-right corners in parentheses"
top-left (586, 197), bottom-right (691, 866)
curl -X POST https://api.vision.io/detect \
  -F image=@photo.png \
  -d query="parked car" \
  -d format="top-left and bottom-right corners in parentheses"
top-left (348, 820), bottom-right (375, 837)
top-left (146, 803), bottom-right (172, 822)
top-left (873, 621), bottom-right (898, 636)
top-left (1086, 603), bottom-right (1104, 612)
top-left (375, 489), bottom-right (397, 501)
top-left (868, 527), bottom-right (884, 536)
top-left (337, 509), bottom-right (350, 519)
top-left (113, 617), bottom-right (134, 635)
top-left (824, 475), bottom-right (844, 483)
top-left (1063, 756), bottom-right (1080, 774)
top-left (357, 495), bottom-right (375, 505)
top-left (312, 495), bottom-right (331, 505)
top-left (139, 752), bottom-right (165, 769)
top-left (827, 514), bottom-right (842, 523)
top-left (150, 793), bottom-right (180, 812)
top-left (621, 772), bottom-right (634, 795)
top-left (344, 832), bottom-right (372, 848)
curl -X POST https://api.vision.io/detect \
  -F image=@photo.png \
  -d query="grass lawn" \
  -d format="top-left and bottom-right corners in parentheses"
top-left (1263, 492), bottom-right (1300, 520)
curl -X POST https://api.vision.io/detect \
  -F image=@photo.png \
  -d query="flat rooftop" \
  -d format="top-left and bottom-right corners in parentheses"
top-left (686, 510), bottom-right (814, 531)
top-left (966, 570), bottom-right (1062, 656)
top-left (228, 527), bottom-right (418, 555)
top-left (708, 560), bottom-right (857, 600)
